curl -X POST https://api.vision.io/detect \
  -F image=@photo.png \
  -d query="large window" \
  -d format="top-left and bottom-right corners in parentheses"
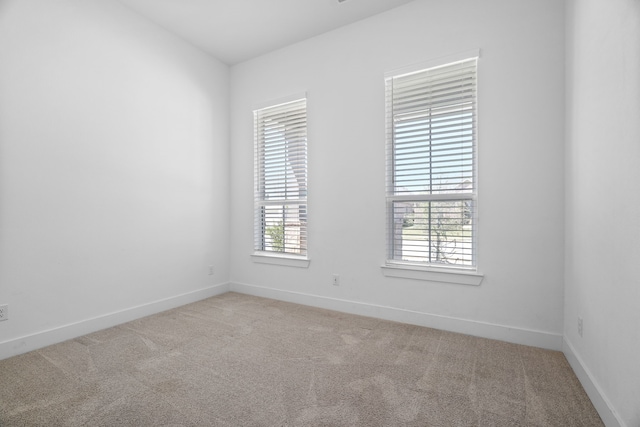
top-left (386, 57), bottom-right (477, 269)
top-left (254, 98), bottom-right (308, 257)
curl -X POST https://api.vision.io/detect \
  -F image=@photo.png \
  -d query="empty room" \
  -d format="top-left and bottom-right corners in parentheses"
top-left (0, 0), bottom-right (638, 425)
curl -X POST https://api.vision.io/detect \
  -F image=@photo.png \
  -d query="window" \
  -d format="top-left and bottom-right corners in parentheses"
top-left (386, 57), bottom-right (477, 269)
top-left (254, 97), bottom-right (308, 257)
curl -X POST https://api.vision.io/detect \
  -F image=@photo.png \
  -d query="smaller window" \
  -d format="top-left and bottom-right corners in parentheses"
top-left (254, 98), bottom-right (308, 257)
top-left (385, 57), bottom-right (478, 269)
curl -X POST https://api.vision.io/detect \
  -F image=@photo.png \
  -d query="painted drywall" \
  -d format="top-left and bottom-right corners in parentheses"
top-left (0, 0), bottom-right (229, 357)
top-left (229, 0), bottom-right (566, 347)
top-left (564, 0), bottom-right (640, 425)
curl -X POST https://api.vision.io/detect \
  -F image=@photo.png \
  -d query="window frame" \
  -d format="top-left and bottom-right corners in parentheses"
top-left (253, 94), bottom-right (309, 265)
top-left (384, 52), bottom-right (480, 276)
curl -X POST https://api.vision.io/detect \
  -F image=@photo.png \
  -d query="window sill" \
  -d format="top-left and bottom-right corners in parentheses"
top-left (251, 252), bottom-right (310, 268)
top-left (381, 263), bottom-right (483, 286)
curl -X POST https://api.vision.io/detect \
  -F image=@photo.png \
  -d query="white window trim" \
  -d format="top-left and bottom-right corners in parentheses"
top-left (251, 252), bottom-right (310, 268)
top-left (381, 262), bottom-right (483, 286)
top-left (252, 92), bottom-right (308, 112)
top-left (384, 49), bottom-right (481, 79)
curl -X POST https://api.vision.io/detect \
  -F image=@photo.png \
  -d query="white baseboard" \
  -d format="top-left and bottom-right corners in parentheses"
top-left (229, 282), bottom-right (563, 351)
top-left (563, 338), bottom-right (625, 427)
top-left (0, 282), bottom-right (230, 361)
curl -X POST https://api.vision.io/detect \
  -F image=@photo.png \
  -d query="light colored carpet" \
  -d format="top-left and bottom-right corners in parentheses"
top-left (0, 292), bottom-right (603, 426)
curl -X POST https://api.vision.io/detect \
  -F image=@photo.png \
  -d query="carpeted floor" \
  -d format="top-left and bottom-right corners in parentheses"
top-left (0, 292), bottom-right (603, 426)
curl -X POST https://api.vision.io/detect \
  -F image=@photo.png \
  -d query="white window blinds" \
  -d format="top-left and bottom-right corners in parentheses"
top-left (386, 57), bottom-right (477, 268)
top-left (254, 98), bottom-right (308, 256)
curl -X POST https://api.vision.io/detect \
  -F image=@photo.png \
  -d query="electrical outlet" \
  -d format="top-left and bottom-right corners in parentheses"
top-left (577, 316), bottom-right (583, 337)
top-left (208, 265), bottom-right (214, 275)
top-left (332, 274), bottom-right (340, 286)
top-left (0, 304), bottom-right (8, 321)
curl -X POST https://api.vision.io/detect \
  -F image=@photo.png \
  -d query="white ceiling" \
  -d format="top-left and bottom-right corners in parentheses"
top-left (117, 0), bottom-right (415, 65)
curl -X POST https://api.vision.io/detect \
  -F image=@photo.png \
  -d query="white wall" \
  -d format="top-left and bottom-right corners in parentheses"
top-left (0, 0), bottom-right (229, 358)
top-left (230, 0), bottom-right (566, 348)
top-left (564, 0), bottom-right (640, 425)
